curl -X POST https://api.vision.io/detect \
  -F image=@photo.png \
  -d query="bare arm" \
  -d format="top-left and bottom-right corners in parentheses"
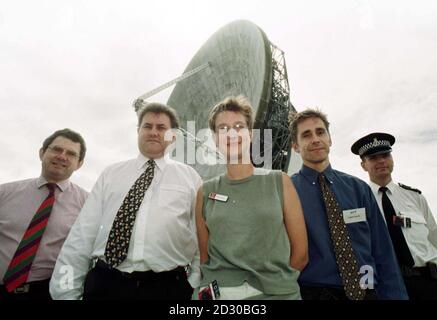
top-left (195, 187), bottom-right (209, 264)
top-left (282, 172), bottom-right (308, 271)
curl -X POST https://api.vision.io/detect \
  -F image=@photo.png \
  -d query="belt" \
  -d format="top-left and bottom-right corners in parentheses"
top-left (0, 279), bottom-right (50, 294)
top-left (94, 259), bottom-right (187, 281)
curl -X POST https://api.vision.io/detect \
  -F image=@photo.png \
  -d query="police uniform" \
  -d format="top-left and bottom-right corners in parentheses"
top-left (352, 132), bottom-right (437, 300)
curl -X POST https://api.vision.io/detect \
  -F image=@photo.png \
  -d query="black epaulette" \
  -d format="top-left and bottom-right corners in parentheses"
top-left (398, 183), bottom-right (422, 194)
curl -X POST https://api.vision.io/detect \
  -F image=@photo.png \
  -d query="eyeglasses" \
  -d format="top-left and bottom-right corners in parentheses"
top-left (216, 123), bottom-right (248, 134)
top-left (47, 146), bottom-right (79, 160)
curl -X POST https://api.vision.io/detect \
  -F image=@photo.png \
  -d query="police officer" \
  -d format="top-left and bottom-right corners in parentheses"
top-left (352, 132), bottom-right (437, 300)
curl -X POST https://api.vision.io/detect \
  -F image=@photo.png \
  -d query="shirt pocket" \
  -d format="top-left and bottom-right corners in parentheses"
top-left (158, 184), bottom-right (192, 217)
top-left (401, 211), bottom-right (426, 224)
top-left (400, 211), bottom-right (429, 252)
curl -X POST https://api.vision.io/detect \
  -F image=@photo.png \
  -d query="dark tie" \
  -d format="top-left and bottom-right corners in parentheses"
top-left (318, 174), bottom-right (366, 300)
top-left (3, 183), bottom-right (56, 292)
top-left (104, 159), bottom-right (155, 267)
top-left (379, 187), bottom-right (414, 267)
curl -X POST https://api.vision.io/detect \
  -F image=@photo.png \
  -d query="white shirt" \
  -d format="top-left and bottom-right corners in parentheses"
top-left (50, 154), bottom-right (202, 299)
top-left (369, 180), bottom-right (437, 267)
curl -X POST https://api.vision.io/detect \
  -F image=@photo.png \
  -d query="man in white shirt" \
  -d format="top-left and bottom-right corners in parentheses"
top-left (352, 132), bottom-right (437, 300)
top-left (50, 102), bottom-right (202, 300)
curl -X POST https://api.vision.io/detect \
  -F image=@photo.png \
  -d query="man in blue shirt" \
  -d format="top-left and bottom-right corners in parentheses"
top-left (289, 109), bottom-right (408, 300)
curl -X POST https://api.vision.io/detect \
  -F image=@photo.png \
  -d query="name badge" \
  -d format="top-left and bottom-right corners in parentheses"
top-left (343, 208), bottom-right (366, 224)
top-left (208, 192), bottom-right (228, 202)
top-left (393, 216), bottom-right (411, 228)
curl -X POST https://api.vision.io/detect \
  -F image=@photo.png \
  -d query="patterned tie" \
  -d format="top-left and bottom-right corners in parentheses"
top-left (318, 174), bottom-right (366, 300)
top-left (3, 183), bottom-right (56, 292)
top-left (104, 159), bottom-right (155, 267)
top-left (379, 187), bottom-right (414, 267)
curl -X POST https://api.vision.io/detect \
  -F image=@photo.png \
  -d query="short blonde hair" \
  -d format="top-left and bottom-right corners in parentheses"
top-left (208, 95), bottom-right (254, 132)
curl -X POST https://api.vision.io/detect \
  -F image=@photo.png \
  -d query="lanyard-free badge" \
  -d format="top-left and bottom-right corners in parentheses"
top-left (208, 192), bottom-right (228, 202)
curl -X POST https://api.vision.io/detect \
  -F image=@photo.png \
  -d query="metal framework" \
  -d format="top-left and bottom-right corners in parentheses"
top-left (256, 43), bottom-right (296, 171)
top-left (132, 62), bottom-right (210, 112)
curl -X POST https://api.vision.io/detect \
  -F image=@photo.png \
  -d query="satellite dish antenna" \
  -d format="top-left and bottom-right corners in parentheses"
top-left (132, 62), bottom-right (211, 112)
top-left (134, 20), bottom-right (301, 179)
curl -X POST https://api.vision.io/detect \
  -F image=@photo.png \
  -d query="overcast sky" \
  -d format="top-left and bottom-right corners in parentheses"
top-left (1, 0), bottom-right (436, 216)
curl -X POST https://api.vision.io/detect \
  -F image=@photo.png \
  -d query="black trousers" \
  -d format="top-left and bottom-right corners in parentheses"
top-left (0, 279), bottom-right (51, 300)
top-left (403, 276), bottom-right (437, 300)
top-left (300, 285), bottom-right (378, 300)
top-left (83, 260), bottom-right (193, 300)
top-left (400, 264), bottom-right (437, 300)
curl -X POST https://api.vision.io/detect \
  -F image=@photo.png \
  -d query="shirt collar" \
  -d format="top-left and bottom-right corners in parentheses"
top-left (300, 164), bottom-right (334, 185)
top-left (369, 179), bottom-right (396, 195)
top-left (136, 153), bottom-right (171, 172)
top-left (37, 176), bottom-right (69, 192)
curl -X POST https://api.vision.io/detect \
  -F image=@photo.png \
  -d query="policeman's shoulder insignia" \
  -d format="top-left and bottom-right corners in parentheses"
top-left (398, 183), bottom-right (422, 194)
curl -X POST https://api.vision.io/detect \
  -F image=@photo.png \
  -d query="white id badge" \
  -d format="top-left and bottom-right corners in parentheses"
top-left (208, 192), bottom-right (229, 202)
top-left (343, 208), bottom-right (366, 224)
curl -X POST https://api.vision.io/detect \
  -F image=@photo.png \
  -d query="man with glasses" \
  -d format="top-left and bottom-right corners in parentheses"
top-left (0, 128), bottom-right (88, 300)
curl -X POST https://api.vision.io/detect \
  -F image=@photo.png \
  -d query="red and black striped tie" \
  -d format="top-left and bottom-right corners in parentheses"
top-left (2, 183), bottom-right (56, 292)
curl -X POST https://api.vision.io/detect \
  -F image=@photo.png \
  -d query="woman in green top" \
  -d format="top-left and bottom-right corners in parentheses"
top-left (195, 95), bottom-right (308, 300)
